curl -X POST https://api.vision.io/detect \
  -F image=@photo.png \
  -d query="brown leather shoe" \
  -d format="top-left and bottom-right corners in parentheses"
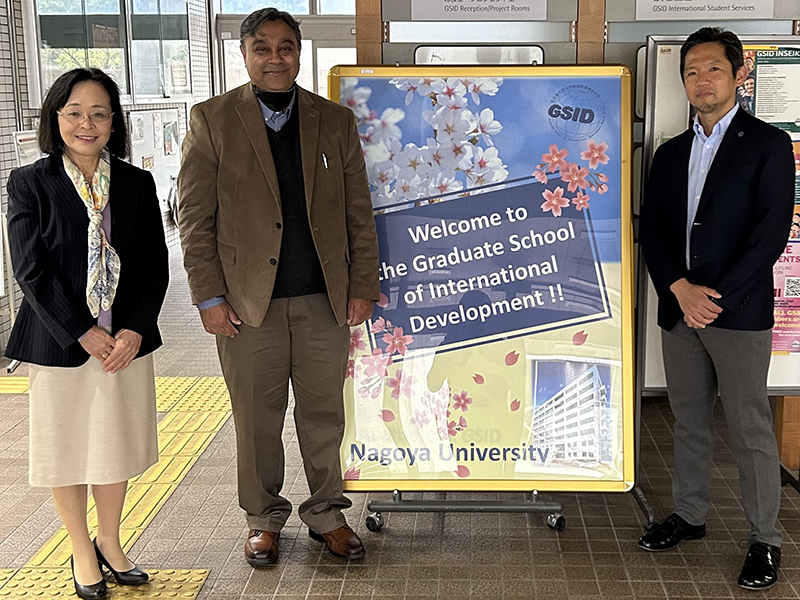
top-left (244, 530), bottom-right (279, 567)
top-left (309, 525), bottom-right (365, 559)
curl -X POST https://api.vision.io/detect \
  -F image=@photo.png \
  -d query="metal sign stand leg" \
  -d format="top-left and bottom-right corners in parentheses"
top-left (632, 382), bottom-right (655, 530)
top-left (781, 463), bottom-right (800, 493)
top-left (365, 490), bottom-right (565, 533)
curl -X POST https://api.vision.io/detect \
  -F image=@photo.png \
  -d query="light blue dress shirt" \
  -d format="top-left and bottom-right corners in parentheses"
top-left (196, 89), bottom-right (297, 312)
top-left (685, 103), bottom-right (739, 269)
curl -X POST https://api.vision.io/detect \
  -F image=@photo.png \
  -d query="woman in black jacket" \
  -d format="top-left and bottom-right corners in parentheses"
top-left (6, 68), bottom-right (169, 599)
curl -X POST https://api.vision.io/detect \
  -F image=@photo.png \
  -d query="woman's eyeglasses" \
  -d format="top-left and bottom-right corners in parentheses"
top-left (57, 110), bottom-right (114, 124)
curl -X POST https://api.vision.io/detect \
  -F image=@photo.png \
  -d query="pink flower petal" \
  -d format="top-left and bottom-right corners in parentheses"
top-left (505, 351), bottom-right (519, 366)
top-left (573, 330), bottom-right (588, 346)
top-left (377, 293), bottom-right (389, 308)
top-left (380, 409), bottom-right (396, 422)
top-left (510, 399), bottom-right (521, 412)
top-left (456, 465), bottom-right (471, 478)
top-left (344, 466), bottom-right (361, 480)
top-left (473, 373), bottom-right (485, 384)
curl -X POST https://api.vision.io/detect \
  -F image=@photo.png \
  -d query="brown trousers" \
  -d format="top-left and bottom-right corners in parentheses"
top-left (217, 293), bottom-right (351, 533)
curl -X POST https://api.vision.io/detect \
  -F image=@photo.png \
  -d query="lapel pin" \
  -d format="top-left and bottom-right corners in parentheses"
top-left (738, 131), bottom-right (744, 137)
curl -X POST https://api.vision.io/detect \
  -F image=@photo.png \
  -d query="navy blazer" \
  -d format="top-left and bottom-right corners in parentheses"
top-left (640, 109), bottom-right (795, 332)
top-left (5, 154), bottom-right (169, 367)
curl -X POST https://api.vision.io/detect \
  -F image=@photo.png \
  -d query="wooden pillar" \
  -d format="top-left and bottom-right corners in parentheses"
top-left (355, 0), bottom-right (382, 65)
top-left (776, 397), bottom-right (800, 470)
top-left (576, 0), bottom-right (605, 64)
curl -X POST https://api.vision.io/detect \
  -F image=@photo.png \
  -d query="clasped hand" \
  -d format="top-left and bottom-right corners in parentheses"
top-left (670, 278), bottom-right (723, 329)
top-left (79, 326), bottom-right (142, 373)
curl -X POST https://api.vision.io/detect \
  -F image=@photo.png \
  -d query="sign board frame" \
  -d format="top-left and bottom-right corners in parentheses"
top-left (331, 65), bottom-right (635, 493)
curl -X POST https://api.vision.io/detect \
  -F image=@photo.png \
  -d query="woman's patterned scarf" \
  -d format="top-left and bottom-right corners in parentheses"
top-left (62, 149), bottom-right (121, 317)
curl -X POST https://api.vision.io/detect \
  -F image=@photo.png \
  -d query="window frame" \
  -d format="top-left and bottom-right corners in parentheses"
top-left (25, 0), bottom-right (193, 107)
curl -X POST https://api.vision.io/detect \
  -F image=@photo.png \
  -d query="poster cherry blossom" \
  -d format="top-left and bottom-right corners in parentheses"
top-left (333, 67), bottom-right (635, 491)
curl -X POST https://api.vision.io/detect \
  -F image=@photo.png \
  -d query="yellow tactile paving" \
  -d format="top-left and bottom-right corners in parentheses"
top-left (134, 456), bottom-right (194, 485)
top-left (170, 378), bottom-right (230, 412)
top-left (154, 377), bottom-right (200, 412)
top-left (0, 573), bottom-right (15, 589)
top-left (0, 378), bottom-right (29, 394)
top-left (0, 568), bottom-right (208, 598)
top-left (12, 377), bottom-right (232, 598)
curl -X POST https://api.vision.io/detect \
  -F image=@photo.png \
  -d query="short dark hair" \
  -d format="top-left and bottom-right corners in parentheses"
top-left (38, 68), bottom-right (128, 159)
top-left (680, 27), bottom-right (744, 82)
top-left (240, 7), bottom-right (301, 47)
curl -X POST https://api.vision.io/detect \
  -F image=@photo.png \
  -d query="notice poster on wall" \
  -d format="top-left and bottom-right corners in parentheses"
top-left (743, 47), bottom-right (800, 352)
top-left (331, 66), bottom-right (634, 492)
top-left (411, 0), bottom-right (547, 21)
top-left (12, 130), bottom-right (43, 167)
top-left (126, 108), bottom-right (182, 204)
top-left (635, 0), bottom-right (773, 20)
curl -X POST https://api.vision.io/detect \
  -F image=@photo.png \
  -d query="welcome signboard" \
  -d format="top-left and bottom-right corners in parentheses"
top-left (331, 66), bottom-right (635, 492)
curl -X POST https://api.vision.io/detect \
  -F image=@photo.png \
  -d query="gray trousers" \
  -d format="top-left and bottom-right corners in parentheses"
top-left (661, 321), bottom-right (782, 547)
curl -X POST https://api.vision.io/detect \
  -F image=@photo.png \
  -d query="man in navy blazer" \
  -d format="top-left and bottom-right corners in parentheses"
top-left (639, 28), bottom-right (795, 590)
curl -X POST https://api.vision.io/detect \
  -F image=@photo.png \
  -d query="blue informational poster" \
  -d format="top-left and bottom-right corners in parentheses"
top-left (332, 66), bottom-right (635, 492)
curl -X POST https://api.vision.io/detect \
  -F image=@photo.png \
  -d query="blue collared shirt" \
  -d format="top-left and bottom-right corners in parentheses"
top-left (196, 89), bottom-right (297, 311)
top-left (685, 103), bottom-right (738, 269)
top-left (258, 88), bottom-right (296, 132)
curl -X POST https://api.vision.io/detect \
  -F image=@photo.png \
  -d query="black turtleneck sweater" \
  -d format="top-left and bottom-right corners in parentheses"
top-left (267, 103), bottom-right (327, 299)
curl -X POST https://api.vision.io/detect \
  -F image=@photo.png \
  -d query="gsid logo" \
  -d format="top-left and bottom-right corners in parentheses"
top-left (547, 104), bottom-right (595, 123)
top-left (547, 85), bottom-right (605, 141)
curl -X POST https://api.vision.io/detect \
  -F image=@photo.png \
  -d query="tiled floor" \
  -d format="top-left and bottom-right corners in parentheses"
top-left (0, 243), bottom-right (799, 599)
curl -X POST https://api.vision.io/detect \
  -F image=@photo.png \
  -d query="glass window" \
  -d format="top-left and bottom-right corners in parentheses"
top-left (37, 0), bottom-right (82, 15)
top-left (131, 0), bottom-right (190, 97)
top-left (223, 39), bottom-right (250, 91)
top-left (318, 0), bottom-right (354, 14)
top-left (220, 0), bottom-right (308, 14)
top-left (316, 46), bottom-right (355, 99)
top-left (38, 0), bottom-right (129, 93)
top-left (415, 45), bottom-right (544, 66)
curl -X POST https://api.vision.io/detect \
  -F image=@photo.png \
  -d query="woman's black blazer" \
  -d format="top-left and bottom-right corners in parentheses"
top-left (4, 154), bottom-right (169, 367)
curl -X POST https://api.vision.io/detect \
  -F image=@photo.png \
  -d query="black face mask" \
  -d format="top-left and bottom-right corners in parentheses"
top-left (252, 83), bottom-right (296, 112)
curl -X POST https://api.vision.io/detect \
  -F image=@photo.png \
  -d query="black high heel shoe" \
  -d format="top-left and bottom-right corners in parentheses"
top-left (70, 555), bottom-right (107, 600)
top-left (93, 539), bottom-right (149, 585)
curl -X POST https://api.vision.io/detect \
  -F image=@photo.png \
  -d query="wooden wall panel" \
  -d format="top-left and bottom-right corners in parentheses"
top-left (356, 0), bottom-right (382, 64)
top-left (776, 397), bottom-right (800, 471)
top-left (576, 0), bottom-right (604, 64)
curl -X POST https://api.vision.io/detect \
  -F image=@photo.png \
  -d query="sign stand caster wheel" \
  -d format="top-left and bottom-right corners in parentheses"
top-left (365, 512), bottom-right (385, 532)
top-left (547, 513), bottom-right (566, 531)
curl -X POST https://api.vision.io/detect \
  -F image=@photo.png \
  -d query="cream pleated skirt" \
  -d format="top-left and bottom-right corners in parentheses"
top-left (28, 354), bottom-right (158, 487)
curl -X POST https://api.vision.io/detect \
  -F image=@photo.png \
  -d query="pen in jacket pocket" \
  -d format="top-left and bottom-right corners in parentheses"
top-left (322, 153), bottom-right (328, 169)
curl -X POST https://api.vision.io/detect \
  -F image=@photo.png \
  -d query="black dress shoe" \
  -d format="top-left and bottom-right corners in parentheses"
top-left (71, 555), bottom-right (107, 600)
top-left (738, 542), bottom-right (780, 590)
top-left (93, 539), bottom-right (149, 585)
top-left (637, 513), bottom-right (706, 552)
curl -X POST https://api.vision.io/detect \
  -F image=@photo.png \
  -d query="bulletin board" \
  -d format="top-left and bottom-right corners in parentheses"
top-left (126, 108), bottom-right (182, 204)
top-left (639, 36), bottom-right (800, 395)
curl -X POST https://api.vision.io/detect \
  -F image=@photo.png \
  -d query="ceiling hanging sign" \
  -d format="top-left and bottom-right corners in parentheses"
top-left (635, 0), bottom-right (774, 20)
top-left (411, 0), bottom-right (547, 21)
